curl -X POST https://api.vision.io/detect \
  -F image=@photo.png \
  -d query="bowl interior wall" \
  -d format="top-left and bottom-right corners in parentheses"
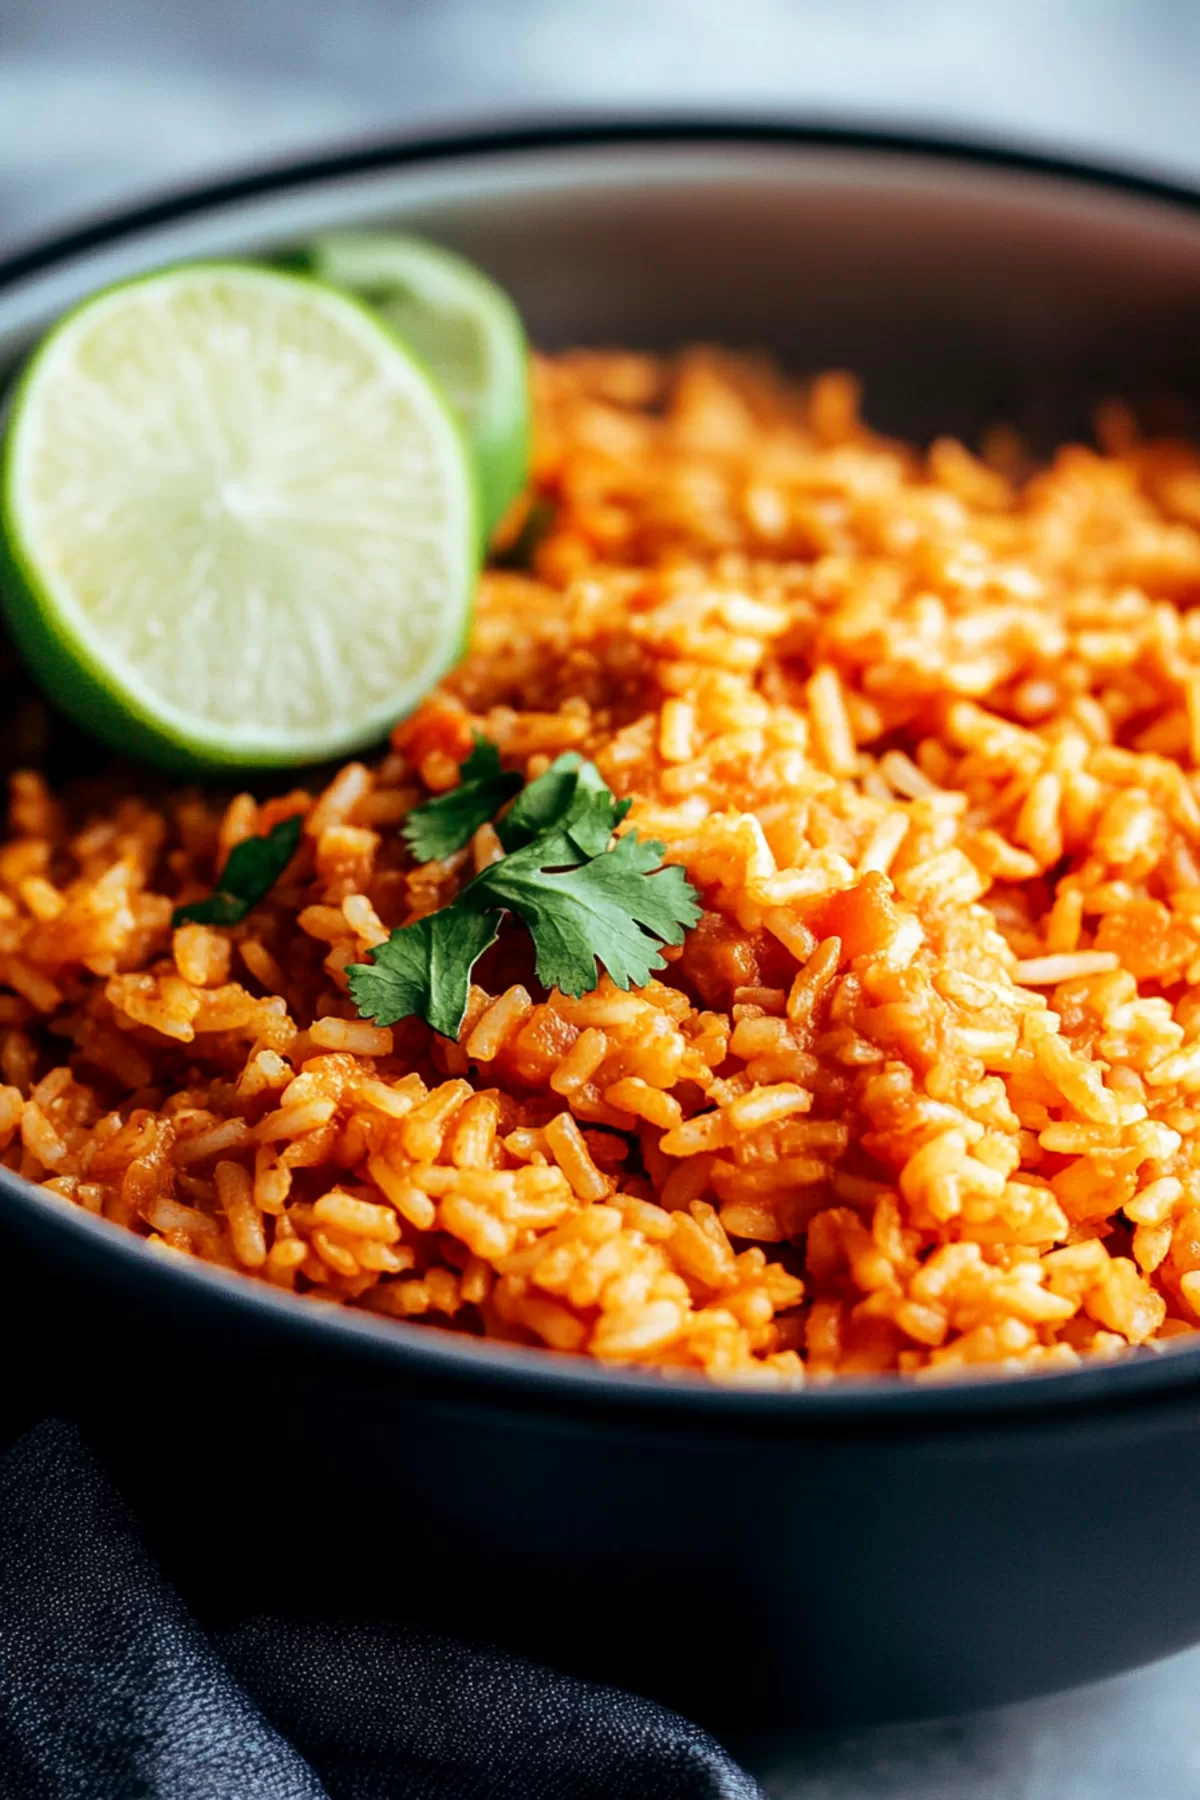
top-left (4, 144), bottom-right (1200, 448)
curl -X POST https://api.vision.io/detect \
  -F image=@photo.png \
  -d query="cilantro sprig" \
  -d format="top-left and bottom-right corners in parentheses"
top-left (401, 734), bottom-right (522, 863)
top-left (497, 754), bottom-right (630, 858)
top-left (172, 814), bottom-right (303, 927)
top-left (476, 826), bottom-right (698, 998)
top-left (349, 752), bottom-right (700, 1037)
top-left (348, 906), bottom-right (501, 1040)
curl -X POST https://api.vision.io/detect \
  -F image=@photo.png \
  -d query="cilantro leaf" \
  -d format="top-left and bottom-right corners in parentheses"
top-left (562, 761), bottom-right (633, 858)
top-left (498, 753), bottom-right (631, 859)
top-left (495, 754), bottom-right (579, 850)
top-left (402, 734), bottom-right (522, 864)
top-left (173, 814), bottom-right (303, 927)
top-left (349, 754), bottom-right (701, 1036)
top-left (347, 901), bottom-right (501, 1039)
top-left (474, 828), bottom-right (701, 997)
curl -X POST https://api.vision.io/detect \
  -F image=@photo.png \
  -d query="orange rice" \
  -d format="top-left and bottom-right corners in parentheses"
top-left (8, 347), bottom-right (1200, 1381)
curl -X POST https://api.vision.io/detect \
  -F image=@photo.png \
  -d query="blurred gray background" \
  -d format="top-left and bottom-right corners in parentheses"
top-left (5, 1), bottom-right (1200, 1795)
top-left (6, 0), bottom-right (1200, 246)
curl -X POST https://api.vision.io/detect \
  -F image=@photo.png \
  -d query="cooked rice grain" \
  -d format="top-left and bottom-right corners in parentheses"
top-left (9, 347), bottom-right (1200, 1381)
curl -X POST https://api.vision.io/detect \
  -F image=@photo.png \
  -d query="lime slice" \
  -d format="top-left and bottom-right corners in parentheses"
top-left (0, 263), bottom-right (479, 771)
top-left (304, 234), bottom-right (530, 543)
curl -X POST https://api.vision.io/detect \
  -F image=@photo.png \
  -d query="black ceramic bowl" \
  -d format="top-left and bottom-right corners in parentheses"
top-left (4, 120), bottom-right (1200, 1733)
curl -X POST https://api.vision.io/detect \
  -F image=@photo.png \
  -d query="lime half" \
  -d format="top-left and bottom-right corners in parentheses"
top-left (0, 264), bottom-right (479, 770)
top-left (304, 234), bottom-right (530, 543)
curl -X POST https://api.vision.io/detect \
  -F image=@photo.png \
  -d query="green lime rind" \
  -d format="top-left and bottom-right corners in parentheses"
top-left (0, 262), bottom-right (480, 774)
top-left (302, 233), bottom-right (530, 545)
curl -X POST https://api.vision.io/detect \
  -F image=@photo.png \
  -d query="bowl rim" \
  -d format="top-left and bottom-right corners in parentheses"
top-left (6, 110), bottom-right (1200, 1428)
top-left (7, 109), bottom-right (1200, 291)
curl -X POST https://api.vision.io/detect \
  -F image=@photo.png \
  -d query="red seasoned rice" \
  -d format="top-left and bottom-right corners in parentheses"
top-left (6, 350), bottom-right (1200, 1381)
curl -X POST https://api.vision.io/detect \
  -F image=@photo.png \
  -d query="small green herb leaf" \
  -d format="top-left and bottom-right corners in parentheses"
top-left (351, 755), bottom-right (700, 1035)
top-left (474, 827), bottom-right (701, 998)
top-left (497, 752), bottom-right (631, 858)
top-left (402, 734), bottom-right (522, 864)
top-left (172, 814), bottom-right (303, 927)
top-left (347, 901), bottom-right (501, 1039)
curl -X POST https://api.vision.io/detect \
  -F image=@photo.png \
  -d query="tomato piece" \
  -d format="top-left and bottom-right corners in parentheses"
top-left (806, 871), bottom-right (899, 964)
top-left (1094, 900), bottom-right (1195, 984)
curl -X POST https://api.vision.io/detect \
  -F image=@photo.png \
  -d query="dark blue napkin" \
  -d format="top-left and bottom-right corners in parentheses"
top-left (0, 1420), bottom-right (763, 1799)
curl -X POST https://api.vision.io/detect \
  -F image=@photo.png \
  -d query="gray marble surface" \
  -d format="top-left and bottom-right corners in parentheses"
top-left (4, 1), bottom-right (1200, 1792)
top-left (746, 1648), bottom-right (1200, 1797)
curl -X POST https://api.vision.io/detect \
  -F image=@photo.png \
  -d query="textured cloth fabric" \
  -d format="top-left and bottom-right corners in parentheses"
top-left (0, 1420), bottom-right (762, 1799)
